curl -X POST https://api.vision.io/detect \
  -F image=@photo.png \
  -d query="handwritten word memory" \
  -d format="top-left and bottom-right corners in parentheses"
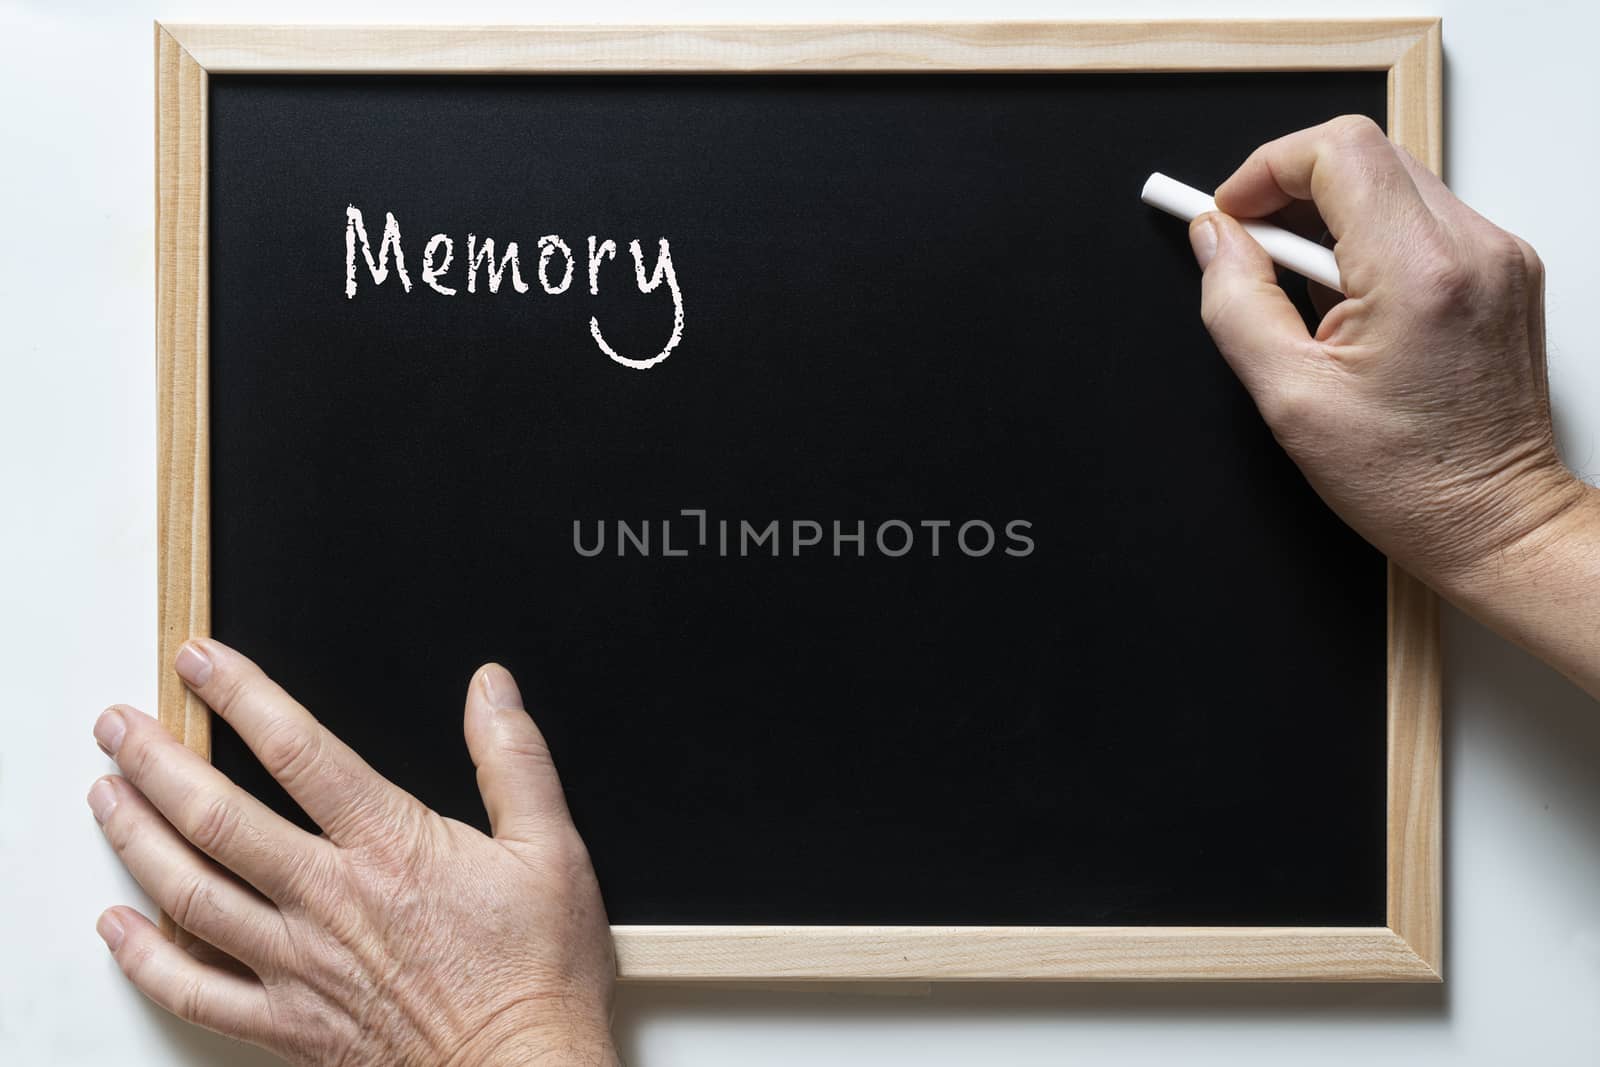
top-left (343, 206), bottom-right (684, 370)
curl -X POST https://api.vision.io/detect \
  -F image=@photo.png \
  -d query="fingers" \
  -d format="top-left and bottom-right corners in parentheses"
top-left (1270, 197), bottom-right (1328, 242)
top-left (184, 936), bottom-right (262, 980)
top-left (95, 703), bottom-right (321, 901)
top-left (176, 638), bottom-right (409, 843)
top-left (1259, 201), bottom-right (1342, 317)
top-left (1190, 212), bottom-right (1321, 408)
top-left (89, 775), bottom-right (286, 970)
top-left (1386, 147), bottom-right (1550, 395)
top-left (1391, 146), bottom-right (1521, 250)
top-left (97, 905), bottom-right (272, 1045)
top-left (1214, 115), bottom-right (1438, 290)
top-left (463, 663), bottom-right (573, 843)
top-left (1389, 145), bottom-right (1468, 226)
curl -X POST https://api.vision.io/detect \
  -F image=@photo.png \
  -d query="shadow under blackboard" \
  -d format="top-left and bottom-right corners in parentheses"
top-left (612, 977), bottom-right (1448, 1065)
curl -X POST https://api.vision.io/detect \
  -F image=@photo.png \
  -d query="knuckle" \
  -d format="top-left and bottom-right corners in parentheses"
top-left (177, 974), bottom-right (211, 1025)
top-left (206, 663), bottom-right (260, 719)
top-left (548, 826), bottom-right (597, 880)
top-left (1412, 243), bottom-right (1474, 306)
top-left (1516, 238), bottom-right (1542, 279)
top-left (168, 872), bottom-right (218, 932)
top-left (1328, 114), bottom-right (1383, 146)
top-left (498, 729), bottom-right (555, 768)
top-left (1513, 236), bottom-right (1544, 281)
top-left (184, 791), bottom-right (240, 855)
top-left (1256, 377), bottom-right (1320, 432)
top-left (124, 730), bottom-right (163, 785)
top-left (122, 935), bottom-right (157, 978)
top-left (1198, 284), bottom-right (1239, 337)
top-left (278, 846), bottom-right (340, 912)
top-left (1482, 229), bottom-right (1527, 278)
top-left (258, 719), bottom-right (325, 789)
top-left (315, 883), bottom-right (369, 945)
top-left (328, 789), bottom-right (405, 847)
top-left (103, 802), bottom-right (140, 853)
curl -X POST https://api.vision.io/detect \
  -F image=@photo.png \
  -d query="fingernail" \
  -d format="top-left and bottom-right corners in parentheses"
top-left (175, 641), bottom-right (213, 686)
top-left (481, 663), bottom-right (524, 711)
top-left (87, 778), bottom-right (117, 824)
top-left (94, 708), bottom-right (127, 757)
top-left (97, 911), bottom-right (125, 952)
top-left (96, 908), bottom-right (124, 953)
top-left (1190, 216), bottom-right (1219, 269)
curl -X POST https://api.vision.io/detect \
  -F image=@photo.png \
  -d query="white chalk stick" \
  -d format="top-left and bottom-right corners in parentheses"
top-left (1141, 172), bottom-right (1344, 295)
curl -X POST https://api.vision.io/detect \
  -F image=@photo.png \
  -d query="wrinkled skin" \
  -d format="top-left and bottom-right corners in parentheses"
top-left (1191, 114), bottom-right (1583, 585)
top-left (89, 639), bottom-right (618, 1066)
top-left (1189, 116), bottom-right (1599, 695)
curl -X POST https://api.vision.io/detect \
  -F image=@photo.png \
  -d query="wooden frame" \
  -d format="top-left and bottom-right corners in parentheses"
top-left (157, 19), bottom-right (1443, 982)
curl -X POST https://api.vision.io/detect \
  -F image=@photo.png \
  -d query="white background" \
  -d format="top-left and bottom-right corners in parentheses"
top-left (3, 1), bottom-right (1597, 1064)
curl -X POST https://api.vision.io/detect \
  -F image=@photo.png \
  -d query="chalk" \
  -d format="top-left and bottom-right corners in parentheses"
top-left (1140, 172), bottom-right (1345, 295)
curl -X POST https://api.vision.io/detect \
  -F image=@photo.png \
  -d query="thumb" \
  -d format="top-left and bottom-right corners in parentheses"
top-left (463, 663), bottom-right (572, 842)
top-left (1190, 212), bottom-right (1318, 404)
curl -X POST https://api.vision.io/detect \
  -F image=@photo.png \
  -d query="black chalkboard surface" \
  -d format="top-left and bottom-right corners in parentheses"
top-left (207, 72), bottom-right (1388, 928)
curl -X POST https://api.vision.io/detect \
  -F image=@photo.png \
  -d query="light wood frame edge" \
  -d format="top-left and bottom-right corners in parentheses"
top-left (156, 25), bottom-right (211, 765)
top-left (155, 18), bottom-right (1443, 982)
top-left (1382, 20), bottom-right (1444, 983)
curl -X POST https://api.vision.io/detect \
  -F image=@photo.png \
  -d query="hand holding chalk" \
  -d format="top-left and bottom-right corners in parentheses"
top-left (1141, 172), bottom-right (1344, 295)
top-left (1146, 120), bottom-right (1600, 700)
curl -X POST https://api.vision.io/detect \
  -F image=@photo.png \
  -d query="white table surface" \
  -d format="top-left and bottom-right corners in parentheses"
top-left (3, 0), bottom-right (1597, 1063)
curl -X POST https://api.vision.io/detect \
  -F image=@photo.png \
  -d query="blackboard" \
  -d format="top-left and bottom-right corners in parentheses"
top-left (158, 23), bottom-right (1446, 978)
top-left (207, 71), bottom-right (1387, 927)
